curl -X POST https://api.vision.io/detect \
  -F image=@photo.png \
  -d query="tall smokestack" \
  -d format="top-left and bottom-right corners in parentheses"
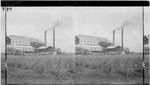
top-left (113, 30), bottom-right (115, 45)
top-left (53, 29), bottom-right (55, 51)
top-left (121, 29), bottom-right (123, 50)
top-left (44, 31), bottom-right (47, 46)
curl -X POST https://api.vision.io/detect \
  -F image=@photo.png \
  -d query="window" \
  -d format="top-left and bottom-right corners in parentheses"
top-left (27, 42), bottom-right (29, 45)
top-left (22, 41), bottom-right (24, 44)
top-left (24, 42), bottom-right (26, 45)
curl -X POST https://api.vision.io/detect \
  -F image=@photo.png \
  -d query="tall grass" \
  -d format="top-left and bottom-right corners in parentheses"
top-left (75, 54), bottom-right (145, 80)
top-left (1, 53), bottom-right (148, 84)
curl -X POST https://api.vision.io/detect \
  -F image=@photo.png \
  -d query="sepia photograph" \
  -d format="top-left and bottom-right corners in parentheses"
top-left (0, 6), bottom-right (149, 85)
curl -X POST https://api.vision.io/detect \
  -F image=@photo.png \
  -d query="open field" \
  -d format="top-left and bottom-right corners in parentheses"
top-left (1, 53), bottom-right (149, 85)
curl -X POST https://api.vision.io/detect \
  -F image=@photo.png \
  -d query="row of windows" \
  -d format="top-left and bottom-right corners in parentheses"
top-left (7, 45), bottom-right (33, 51)
top-left (90, 47), bottom-right (101, 50)
top-left (22, 48), bottom-right (33, 51)
top-left (9, 48), bottom-right (33, 51)
top-left (81, 43), bottom-right (99, 46)
top-left (77, 45), bottom-right (101, 50)
top-left (11, 44), bottom-right (30, 46)
top-left (15, 48), bottom-right (33, 51)
top-left (15, 44), bottom-right (30, 46)
top-left (80, 40), bottom-right (98, 44)
top-left (12, 40), bottom-right (30, 45)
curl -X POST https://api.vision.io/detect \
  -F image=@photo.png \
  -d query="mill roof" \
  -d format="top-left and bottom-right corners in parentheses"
top-left (76, 34), bottom-right (111, 43)
top-left (8, 35), bottom-right (42, 43)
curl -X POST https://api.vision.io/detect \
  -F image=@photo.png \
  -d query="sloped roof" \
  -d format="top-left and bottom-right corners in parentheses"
top-left (8, 35), bottom-right (42, 43)
top-left (107, 46), bottom-right (116, 49)
top-left (38, 45), bottom-right (51, 49)
top-left (76, 34), bottom-right (111, 43)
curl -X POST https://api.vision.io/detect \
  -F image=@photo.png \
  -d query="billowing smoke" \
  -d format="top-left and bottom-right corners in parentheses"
top-left (114, 20), bottom-right (131, 31)
top-left (45, 20), bottom-right (62, 31)
top-left (45, 16), bottom-right (73, 32)
top-left (114, 16), bottom-right (141, 31)
top-left (113, 16), bottom-right (142, 52)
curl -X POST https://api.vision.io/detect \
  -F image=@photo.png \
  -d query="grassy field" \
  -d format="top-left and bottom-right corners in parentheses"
top-left (1, 53), bottom-right (149, 84)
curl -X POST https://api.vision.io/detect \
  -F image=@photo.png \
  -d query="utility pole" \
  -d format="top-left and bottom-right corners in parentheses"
top-left (2, 7), bottom-right (12, 85)
top-left (142, 6), bottom-right (145, 85)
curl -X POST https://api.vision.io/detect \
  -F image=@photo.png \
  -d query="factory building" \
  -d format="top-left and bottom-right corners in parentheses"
top-left (7, 35), bottom-right (42, 52)
top-left (75, 35), bottom-right (112, 53)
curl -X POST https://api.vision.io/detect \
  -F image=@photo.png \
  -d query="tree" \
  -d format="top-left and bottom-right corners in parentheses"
top-left (75, 47), bottom-right (89, 55)
top-left (56, 48), bottom-right (62, 54)
top-left (99, 41), bottom-right (112, 49)
top-left (144, 36), bottom-right (149, 45)
top-left (14, 49), bottom-right (21, 55)
top-left (144, 47), bottom-right (149, 54)
top-left (75, 47), bottom-right (83, 55)
top-left (6, 36), bottom-right (11, 45)
top-left (7, 47), bottom-right (15, 55)
top-left (75, 36), bottom-right (79, 45)
top-left (47, 46), bottom-right (54, 51)
top-left (144, 35), bottom-right (149, 54)
top-left (7, 47), bottom-right (21, 55)
top-left (124, 47), bottom-right (130, 54)
top-left (30, 42), bottom-right (43, 52)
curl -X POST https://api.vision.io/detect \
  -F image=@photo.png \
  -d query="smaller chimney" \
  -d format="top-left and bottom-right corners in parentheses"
top-left (53, 29), bottom-right (55, 51)
top-left (44, 31), bottom-right (47, 46)
top-left (113, 30), bottom-right (115, 46)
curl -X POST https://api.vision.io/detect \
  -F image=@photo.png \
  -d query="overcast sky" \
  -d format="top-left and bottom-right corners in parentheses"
top-left (1, 7), bottom-right (150, 52)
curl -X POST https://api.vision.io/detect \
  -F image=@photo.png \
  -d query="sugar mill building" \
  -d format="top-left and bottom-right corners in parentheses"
top-left (75, 34), bottom-right (112, 53)
top-left (7, 35), bottom-right (42, 52)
